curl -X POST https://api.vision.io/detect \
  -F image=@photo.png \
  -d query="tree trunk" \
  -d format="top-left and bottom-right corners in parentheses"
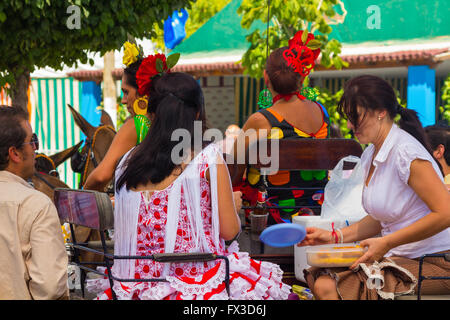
top-left (103, 51), bottom-right (117, 128)
top-left (11, 68), bottom-right (30, 113)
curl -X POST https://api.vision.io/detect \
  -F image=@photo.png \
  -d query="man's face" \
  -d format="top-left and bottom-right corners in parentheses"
top-left (18, 120), bottom-right (36, 179)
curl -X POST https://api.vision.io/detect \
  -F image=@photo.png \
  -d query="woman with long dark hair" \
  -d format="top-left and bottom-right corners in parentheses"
top-left (299, 75), bottom-right (450, 300)
top-left (83, 42), bottom-right (170, 191)
top-left (86, 72), bottom-right (291, 300)
top-left (83, 43), bottom-right (242, 210)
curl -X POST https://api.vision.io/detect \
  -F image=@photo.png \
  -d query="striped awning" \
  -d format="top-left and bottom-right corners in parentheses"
top-left (30, 78), bottom-right (84, 189)
top-left (0, 86), bottom-right (12, 106)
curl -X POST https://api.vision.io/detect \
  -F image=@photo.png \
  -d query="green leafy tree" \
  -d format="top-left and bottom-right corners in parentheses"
top-left (0, 0), bottom-right (193, 111)
top-left (314, 88), bottom-right (350, 138)
top-left (152, 0), bottom-right (232, 51)
top-left (238, 0), bottom-right (348, 79)
top-left (116, 100), bottom-right (130, 129)
top-left (439, 74), bottom-right (450, 124)
top-left (96, 97), bottom-right (129, 130)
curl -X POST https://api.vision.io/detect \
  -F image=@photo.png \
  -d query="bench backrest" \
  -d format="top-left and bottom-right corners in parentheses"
top-left (250, 138), bottom-right (363, 171)
top-left (54, 188), bottom-right (114, 230)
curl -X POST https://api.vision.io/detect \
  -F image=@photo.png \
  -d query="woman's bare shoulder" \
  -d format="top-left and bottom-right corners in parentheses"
top-left (117, 117), bottom-right (136, 133)
top-left (243, 111), bottom-right (271, 131)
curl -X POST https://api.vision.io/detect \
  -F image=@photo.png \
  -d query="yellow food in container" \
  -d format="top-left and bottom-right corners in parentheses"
top-left (306, 243), bottom-right (366, 267)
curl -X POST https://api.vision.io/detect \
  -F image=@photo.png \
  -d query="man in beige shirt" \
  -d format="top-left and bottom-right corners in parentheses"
top-left (0, 106), bottom-right (68, 300)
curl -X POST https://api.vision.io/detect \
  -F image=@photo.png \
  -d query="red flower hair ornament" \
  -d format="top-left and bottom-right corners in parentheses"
top-left (136, 52), bottom-right (180, 96)
top-left (283, 30), bottom-right (321, 77)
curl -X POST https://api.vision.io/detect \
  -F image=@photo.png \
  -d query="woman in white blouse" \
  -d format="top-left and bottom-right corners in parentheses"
top-left (299, 75), bottom-right (450, 300)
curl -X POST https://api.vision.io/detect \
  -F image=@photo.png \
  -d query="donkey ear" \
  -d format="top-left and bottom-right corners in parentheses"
top-left (67, 104), bottom-right (96, 139)
top-left (100, 109), bottom-right (115, 129)
top-left (49, 140), bottom-right (83, 168)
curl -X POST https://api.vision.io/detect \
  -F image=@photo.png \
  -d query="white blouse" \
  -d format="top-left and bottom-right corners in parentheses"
top-left (361, 124), bottom-right (450, 259)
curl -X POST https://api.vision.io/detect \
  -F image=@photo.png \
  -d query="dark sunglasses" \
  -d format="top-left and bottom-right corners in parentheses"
top-left (22, 133), bottom-right (39, 150)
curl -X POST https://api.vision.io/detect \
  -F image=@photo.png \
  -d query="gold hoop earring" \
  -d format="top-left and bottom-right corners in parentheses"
top-left (133, 96), bottom-right (148, 115)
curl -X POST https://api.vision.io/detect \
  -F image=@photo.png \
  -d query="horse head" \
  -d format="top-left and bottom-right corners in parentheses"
top-left (67, 104), bottom-right (116, 188)
top-left (33, 141), bottom-right (83, 203)
top-left (35, 141), bottom-right (83, 177)
top-left (31, 173), bottom-right (71, 203)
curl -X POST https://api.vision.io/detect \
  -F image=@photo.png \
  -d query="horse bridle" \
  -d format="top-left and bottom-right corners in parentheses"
top-left (31, 125), bottom-right (116, 190)
top-left (29, 153), bottom-right (61, 190)
top-left (35, 153), bottom-right (60, 178)
top-left (31, 171), bottom-right (58, 190)
top-left (80, 125), bottom-right (116, 188)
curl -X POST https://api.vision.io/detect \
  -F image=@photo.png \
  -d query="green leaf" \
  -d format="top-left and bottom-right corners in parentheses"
top-left (306, 39), bottom-right (321, 50)
top-left (301, 29), bottom-right (308, 43)
top-left (155, 58), bottom-right (164, 73)
top-left (83, 7), bottom-right (90, 18)
top-left (166, 52), bottom-right (180, 69)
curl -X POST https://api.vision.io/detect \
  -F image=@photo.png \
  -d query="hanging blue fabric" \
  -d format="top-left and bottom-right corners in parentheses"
top-left (164, 9), bottom-right (189, 50)
top-left (80, 81), bottom-right (102, 141)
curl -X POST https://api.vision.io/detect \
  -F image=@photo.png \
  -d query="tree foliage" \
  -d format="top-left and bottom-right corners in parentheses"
top-left (439, 73), bottom-right (450, 125)
top-left (314, 88), bottom-right (350, 138)
top-left (0, 0), bottom-right (193, 108)
top-left (151, 0), bottom-right (232, 51)
top-left (237, 0), bottom-right (348, 79)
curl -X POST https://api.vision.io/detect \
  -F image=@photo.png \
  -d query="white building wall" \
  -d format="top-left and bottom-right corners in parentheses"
top-left (201, 76), bottom-right (236, 133)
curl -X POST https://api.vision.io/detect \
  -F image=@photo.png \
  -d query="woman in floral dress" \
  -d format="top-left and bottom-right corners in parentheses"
top-left (86, 72), bottom-right (291, 300)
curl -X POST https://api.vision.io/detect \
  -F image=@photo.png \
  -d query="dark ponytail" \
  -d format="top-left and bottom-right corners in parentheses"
top-left (397, 107), bottom-right (433, 156)
top-left (397, 108), bottom-right (444, 175)
top-left (116, 72), bottom-right (207, 191)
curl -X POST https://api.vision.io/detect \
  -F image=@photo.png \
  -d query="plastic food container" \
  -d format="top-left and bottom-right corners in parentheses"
top-left (306, 243), bottom-right (366, 268)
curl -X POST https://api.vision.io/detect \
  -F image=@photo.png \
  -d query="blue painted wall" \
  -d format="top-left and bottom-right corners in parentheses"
top-left (80, 81), bottom-right (102, 140)
top-left (407, 66), bottom-right (436, 127)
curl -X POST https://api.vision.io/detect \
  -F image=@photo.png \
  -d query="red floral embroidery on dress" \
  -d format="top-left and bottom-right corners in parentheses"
top-left (133, 160), bottom-right (222, 282)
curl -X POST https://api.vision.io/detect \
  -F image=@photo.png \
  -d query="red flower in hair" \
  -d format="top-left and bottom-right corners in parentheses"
top-left (136, 53), bottom-right (168, 96)
top-left (283, 45), bottom-right (316, 77)
top-left (288, 30), bottom-right (320, 60)
top-left (283, 30), bottom-right (321, 77)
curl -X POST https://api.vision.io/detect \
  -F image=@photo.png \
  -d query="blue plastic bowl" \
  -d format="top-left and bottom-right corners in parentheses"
top-left (259, 223), bottom-right (306, 247)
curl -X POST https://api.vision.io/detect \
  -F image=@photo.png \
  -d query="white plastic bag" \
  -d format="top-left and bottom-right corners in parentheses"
top-left (320, 155), bottom-right (367, 222)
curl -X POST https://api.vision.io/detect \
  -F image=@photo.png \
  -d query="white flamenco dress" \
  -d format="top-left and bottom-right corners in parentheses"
top-left (86, 143), bottom-right (291, 300)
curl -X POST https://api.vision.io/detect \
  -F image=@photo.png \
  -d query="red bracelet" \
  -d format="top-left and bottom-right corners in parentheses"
top-left (331, 222), bottom-right (339, 244)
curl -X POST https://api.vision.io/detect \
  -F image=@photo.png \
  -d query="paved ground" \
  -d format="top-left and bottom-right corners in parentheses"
top-left (69, 289), bottom-right (96, 300)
